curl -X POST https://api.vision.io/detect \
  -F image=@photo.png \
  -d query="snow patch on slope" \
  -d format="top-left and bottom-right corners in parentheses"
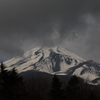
top-left (4, 46), bottom-right (100, 84)
top-left (4, 46), bottom-right (84, 73)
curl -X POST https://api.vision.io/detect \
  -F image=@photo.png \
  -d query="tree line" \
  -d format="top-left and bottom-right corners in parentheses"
top-left (0, 62), bottom-right (100, 100)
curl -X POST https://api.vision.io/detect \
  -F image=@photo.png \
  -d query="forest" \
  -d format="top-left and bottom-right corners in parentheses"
top-left (0, 62), bottom-right (100, 100)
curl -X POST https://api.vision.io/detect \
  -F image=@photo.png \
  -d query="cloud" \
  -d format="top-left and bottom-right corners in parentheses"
top-left (0, 0), bottom-right (100, 61)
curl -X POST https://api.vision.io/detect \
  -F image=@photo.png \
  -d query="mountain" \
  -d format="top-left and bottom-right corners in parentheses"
top-left (4, 46), bottom-right (100, 84)
top-left (4, 46), bottom-right (83, 73)
top-left (65, 60), bottom-right (100, 84)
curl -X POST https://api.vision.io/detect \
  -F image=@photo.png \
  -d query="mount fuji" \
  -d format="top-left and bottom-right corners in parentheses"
top-left (4, 46), bottom-right (100, 83)
top-left (4, 46), bottom-right (84, 73)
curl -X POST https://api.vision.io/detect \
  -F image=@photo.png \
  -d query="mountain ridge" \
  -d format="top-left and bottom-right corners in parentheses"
top-left (4, 46), bottom-right (84, 73)
top-left (4, 46), bottom-right (100, 84)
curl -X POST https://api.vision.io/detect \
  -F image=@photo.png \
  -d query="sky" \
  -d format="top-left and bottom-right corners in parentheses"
top-left (0, 0), bottom-right (100, 62)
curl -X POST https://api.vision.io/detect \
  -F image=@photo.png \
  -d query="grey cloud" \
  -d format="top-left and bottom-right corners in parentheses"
top-left (0, 0), bottom-right (100, 61)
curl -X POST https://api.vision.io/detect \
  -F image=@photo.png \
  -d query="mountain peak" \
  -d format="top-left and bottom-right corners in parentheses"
top-left (25, 46), bottom-right (84, 61)
top-left (4, 46), bottom-right (100, 84)
top-left (4, 46), bottom-right (84, 73)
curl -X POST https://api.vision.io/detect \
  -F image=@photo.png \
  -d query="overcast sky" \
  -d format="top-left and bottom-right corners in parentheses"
top-left (0, 0), bottom-right (100, 62)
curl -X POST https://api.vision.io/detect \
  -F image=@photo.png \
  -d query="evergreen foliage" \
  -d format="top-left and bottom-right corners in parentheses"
top-left (68, 75), bottom-right (80, 87)
top-left (64, 75), bottom-right (81, 100)
top-left (0, 62), bottom-right (100, 100)
top-left (0, 62), bottom-right (27, 100)
top-left (49, 74), bottom-right (63, 100)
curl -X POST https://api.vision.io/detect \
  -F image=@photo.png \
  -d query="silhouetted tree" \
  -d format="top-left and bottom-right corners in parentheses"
top-left (0, 63), bottom-right (27, 100)
top-left (9, 68), bottom-right (23, 85)
top-left (0, 62), bottom-right (6, 72)
top-left (0, 62), bottom-right (9, 88)
top-left (49, 74), bottom-right (63, 100)
top-left (68, 75), bottom-right (81, 87)
top-left (64, 75), bottom-right (81, 100)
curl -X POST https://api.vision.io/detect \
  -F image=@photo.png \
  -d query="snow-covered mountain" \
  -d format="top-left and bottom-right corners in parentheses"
top-left (4, 46), bottom-right (83, 73)
top-left (4, 46), bottom-right (100, 83)
top-left (65, 60), bottom-right (100, 83)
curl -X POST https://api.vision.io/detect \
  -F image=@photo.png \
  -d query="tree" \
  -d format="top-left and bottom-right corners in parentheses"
top-left (49, 74), bottom-right (63, 100)
top-left (68, 75), bottom-right (80, 87)
top-left (9, 68), bottom-right (23, 85)
top-left (0, 62), bottom-right (9, 88)
top-left (0, 63), bottom-right (27, 100)
top-left (64, 75), bottom-right (81, 100)
top-left (0, 62), bottom-right (6, 72)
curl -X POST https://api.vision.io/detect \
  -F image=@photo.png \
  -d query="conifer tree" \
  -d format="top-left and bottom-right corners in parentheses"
top-left (0, 62), bottom-right (6, 72)
top-left (49, 74), bottom-right (63, 100)
top-left (8, 68), bottom-right (27, 100)
top-left (64, 75), bottom-right (81, 100)
top-left (0, 62), bottom-right (9, 88)
top-left (68, 75), bottom-right (80, 87)
top-left (9, 68), bottom-right (23, 85)
top-left (0, 63), bottom-right (27, 100)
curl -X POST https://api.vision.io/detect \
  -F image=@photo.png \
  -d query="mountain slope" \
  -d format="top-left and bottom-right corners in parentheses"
top-left (4, 46), bottom-right (100, 84)
top-left (65, 60), bottom-right (100, 82)
top-left (4, 46), bottom-right (84, 73)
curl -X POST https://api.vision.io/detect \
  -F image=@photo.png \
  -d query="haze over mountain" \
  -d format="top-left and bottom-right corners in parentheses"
top-left (4, 46), bottom-right (100, 84)
top-left (0, 0), bottom-right (100, 62)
